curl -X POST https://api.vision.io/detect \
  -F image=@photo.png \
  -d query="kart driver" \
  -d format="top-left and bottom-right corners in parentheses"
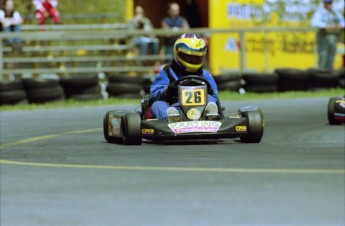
top-left (150, 33), bottom-right (219, 122)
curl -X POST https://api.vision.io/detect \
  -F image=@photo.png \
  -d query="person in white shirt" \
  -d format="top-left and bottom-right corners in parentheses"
top-left (128, 6), bottom-right (160, 56)
top-left (0, 0), bottom-right (23, 46)
top-left (311, 0), bottom-right (345, 69)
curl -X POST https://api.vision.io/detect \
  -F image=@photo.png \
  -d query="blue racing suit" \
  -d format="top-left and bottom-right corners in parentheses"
top-left (150, 65), bottom-right (219, 120)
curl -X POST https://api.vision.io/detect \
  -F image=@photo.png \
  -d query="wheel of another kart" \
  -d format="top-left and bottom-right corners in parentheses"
top-left (103, 112), bottom-right (123, 143)
top-left (241, 110), bottom-right (264, 143)
top-left (328, 97), bottom-right (341, 125)
top-left (123, 113), bottom-right (142, 145)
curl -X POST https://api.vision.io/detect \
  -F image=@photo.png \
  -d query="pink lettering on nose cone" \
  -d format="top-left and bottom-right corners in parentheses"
top-left (168, 121), bottom-right (222, 134)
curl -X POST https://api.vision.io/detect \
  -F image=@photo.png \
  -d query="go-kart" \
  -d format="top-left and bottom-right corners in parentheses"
top-left (103, 75), bottom-right (264, 145)
top-left (328, 96), bottom-right (345, 125)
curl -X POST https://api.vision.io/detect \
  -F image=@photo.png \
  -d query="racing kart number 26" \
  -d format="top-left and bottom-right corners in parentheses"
top-left (103, 75), bottom-right (264, 145)
top-left (180, 87), bottom-right (206, 106)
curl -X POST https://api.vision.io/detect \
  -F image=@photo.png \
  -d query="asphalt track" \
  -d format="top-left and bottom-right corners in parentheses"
top-left (0, 97), bottom-right (344, 226)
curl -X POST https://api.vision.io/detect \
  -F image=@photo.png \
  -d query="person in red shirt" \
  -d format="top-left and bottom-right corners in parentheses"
top-left (33, 0), bottom-right (60, 25)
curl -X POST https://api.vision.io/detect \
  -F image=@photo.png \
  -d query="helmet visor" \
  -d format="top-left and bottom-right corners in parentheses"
top-left (177, 51), bottom-right (204, 65)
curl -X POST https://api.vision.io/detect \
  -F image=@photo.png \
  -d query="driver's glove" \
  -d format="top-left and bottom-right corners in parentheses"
top-left (163, 83), bottom-right (178, 98)
top-left (209, 88), bottom-right (214, 95)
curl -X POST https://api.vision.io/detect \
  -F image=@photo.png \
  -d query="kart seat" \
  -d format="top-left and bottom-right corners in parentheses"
top-left (144, 107), bottom-right (153, 119)
top-left (141, 95), bottom-right (155, 119)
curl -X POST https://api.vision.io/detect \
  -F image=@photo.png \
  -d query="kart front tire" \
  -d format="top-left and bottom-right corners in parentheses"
top-left (103, 112), bottom-right (124, 144)
top-left (328, 97), bottom-right (341, 125)
top-left (241, 110), bottom-right (264, 143)
top-left (123, 113), bottom-right (142, 145)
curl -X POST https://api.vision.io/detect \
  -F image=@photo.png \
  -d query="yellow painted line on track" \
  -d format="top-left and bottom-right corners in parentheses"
top-left (0, 128), bottom-right (102, 149)
top-left (1, 127), bottom-right (344, 175)
top-left (0, 159), bottom-right (344, 174)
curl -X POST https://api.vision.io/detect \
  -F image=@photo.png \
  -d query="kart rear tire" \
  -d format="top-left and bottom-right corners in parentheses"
top-left (123, 113), bottom-right (142, 145)
top-left (328, 97), bottom-right (341, 125)
top-left (241, 110), bottom-right (264, 143)
top-left (103, 112), bottom-right (124, 143)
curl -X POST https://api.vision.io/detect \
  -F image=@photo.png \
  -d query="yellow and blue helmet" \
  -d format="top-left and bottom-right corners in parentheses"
top-left (173, 33), bottom-right (207, 72)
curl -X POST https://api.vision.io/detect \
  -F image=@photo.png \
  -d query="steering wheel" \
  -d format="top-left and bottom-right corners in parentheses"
top-left (173, 75), bottom-right (213, 94)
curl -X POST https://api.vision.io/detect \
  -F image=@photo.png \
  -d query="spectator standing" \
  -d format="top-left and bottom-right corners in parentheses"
top-left (311, 0), bottom-right (345, 70)
top-left (161, 2), bottom-right (190, 56)
top-left (0, 0), bottom-right (23, 48)
top-left (33, 0), bottom-right (60, 25)
top-left (128, 6), bottom-right (159, 56)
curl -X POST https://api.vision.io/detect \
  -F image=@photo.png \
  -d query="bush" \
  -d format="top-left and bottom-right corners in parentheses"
top-left (15, 0), bottom-right (126, 24)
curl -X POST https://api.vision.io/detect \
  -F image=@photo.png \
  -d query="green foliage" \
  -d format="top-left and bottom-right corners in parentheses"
top-left (13, 0), bottom-right (126, 24)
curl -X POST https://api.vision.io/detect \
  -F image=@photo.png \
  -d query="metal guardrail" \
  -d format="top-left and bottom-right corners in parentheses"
top-left (2, 44), bottom-right (132, 53)
top-left (0, 26), bottom-right (318, 79)
top-left (3, 55), bottom-right (172, 63)
top-left (1, 26), bottom-right (316, 37)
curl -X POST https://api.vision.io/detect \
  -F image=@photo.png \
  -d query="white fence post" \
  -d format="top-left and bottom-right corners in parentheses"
top-left (239, 31), bottom-right (246, 73)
